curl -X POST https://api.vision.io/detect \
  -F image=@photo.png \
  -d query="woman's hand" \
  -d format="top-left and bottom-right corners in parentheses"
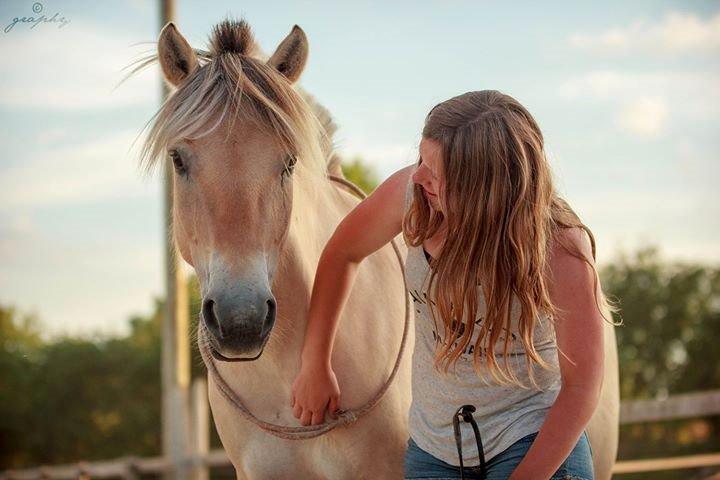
top-left (291, 359), bottom-right (341, 426)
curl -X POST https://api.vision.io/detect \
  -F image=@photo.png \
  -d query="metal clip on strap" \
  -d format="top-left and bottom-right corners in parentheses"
top-left (453, 404), bottom-right (487, 479)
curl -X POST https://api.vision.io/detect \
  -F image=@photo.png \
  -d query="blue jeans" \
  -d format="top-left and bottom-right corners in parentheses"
top-left (404, 430), bottom-right (594, 479)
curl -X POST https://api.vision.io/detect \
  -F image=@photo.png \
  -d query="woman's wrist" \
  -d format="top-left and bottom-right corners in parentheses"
top-left (300, 340), bottom-right (332, 367)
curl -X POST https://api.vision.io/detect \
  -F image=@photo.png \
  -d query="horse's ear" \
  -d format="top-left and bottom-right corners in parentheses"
top-left (267, 25), bottom-right (308, 84)
top-left (158, 22), bottom-right (198, 87)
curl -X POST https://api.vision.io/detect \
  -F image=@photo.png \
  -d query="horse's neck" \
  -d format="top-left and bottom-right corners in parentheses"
top-left (224, 173), bottom-right (341, 379)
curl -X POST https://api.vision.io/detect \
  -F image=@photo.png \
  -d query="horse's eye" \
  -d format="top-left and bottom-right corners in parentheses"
top-left (282, 155), bottom-right (296, 178)
top-left (169, 150), bottom-right (188, 176)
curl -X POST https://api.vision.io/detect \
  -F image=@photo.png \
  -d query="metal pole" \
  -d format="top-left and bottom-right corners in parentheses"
top-left (159, 1), bottom-right (191, 479)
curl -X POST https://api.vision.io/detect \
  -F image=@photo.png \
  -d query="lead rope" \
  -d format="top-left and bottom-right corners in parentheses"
top-left (453, 405), bottom-right (487, 479)
top-left (197, 173), bottom-right (412, 440)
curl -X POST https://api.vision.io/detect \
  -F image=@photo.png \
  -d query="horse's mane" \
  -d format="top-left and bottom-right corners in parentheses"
top-left (126, 18), bottom-right (342, 179)
top-left (297, 86), bottom-right (343, 177)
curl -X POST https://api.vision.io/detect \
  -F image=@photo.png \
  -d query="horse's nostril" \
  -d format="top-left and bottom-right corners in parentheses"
top-left (261, 297), bottom-right (277, 337)
top-left (202, 299), bottom-right (222, 337)
top-left (266, 298), bottom-right (276, 321)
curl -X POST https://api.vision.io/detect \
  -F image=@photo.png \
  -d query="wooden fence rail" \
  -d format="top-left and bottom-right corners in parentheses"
top-left (2, 389), bottom-right (719, 479)
top-left (619, 389), bottom-right (720, 424)
top-left (612, 388), bottom-right (720, 476)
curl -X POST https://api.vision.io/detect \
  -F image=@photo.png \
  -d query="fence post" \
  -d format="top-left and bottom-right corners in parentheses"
top-left (158, 0), bottom-right (192, 478)
top-left (189, 377), bottom-right (209, 480)
top-left (123, 457), bottom-right (140, 480)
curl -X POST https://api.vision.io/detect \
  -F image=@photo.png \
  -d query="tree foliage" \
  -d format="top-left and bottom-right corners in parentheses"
top-left (600, 247), bottom-right (720, 479)
top-left (340, 156), bottom-right (380, 194)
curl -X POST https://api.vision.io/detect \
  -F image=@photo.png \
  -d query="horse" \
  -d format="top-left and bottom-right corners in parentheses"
top-left (137, 17), bottom-right (619, 479)
top-left (137, 18), bottom-right (413, 478)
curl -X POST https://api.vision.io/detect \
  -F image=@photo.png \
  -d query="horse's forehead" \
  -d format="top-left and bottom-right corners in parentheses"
top-left (232, 111), bottom-right (283, 141)
top-left (178, 129), bottom-right (281, 194)
top-left (191, 119), bottom-right (281, 163)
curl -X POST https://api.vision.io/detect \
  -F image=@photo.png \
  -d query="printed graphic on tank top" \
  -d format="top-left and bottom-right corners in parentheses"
top-left (402, 176), bottom-right (562, 467)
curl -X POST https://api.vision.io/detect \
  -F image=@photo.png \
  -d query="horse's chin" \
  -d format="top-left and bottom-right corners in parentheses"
top-left (207, 330), bottom-right (271, 362)
top-left (200, 318), bottom-right (272, 362)
top-left (210, 344), bottom-right (265, 362)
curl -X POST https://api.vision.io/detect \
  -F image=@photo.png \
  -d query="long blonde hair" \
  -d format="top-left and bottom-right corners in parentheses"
top-left (403, 90), bottom-right (619, 389)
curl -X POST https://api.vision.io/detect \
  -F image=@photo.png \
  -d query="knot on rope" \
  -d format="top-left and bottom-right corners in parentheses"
top-left (335, 409), bottom-right (358, 426)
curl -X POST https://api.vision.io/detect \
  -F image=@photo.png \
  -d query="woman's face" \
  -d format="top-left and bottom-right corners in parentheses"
top-left (412, 137), bottom-right (444, 213)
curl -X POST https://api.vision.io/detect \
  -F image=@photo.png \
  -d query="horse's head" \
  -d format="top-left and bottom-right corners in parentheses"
top-left (141, 19), bottom-right (328, 361)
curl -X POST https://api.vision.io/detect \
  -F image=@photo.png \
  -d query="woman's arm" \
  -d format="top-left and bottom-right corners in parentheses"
top-left (509, 227), bottom-right (605, 479)
top-left (299, 164), bottom-right (413, 366)
top-left (291, 165), bottom-right (414, 426)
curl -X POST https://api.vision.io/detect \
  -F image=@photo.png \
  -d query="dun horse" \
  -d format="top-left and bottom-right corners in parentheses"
top-left (136, 18), bottom-right (619, 479)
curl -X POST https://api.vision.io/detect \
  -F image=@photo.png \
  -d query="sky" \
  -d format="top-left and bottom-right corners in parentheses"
top-left (0, 0), bottom-right (718, 338)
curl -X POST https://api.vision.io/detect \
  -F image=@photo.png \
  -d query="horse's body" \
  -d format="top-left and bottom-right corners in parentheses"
top-left (140, 18), bottom-right (619, 479)
top-left (206, 176), bottom-right (412, 478)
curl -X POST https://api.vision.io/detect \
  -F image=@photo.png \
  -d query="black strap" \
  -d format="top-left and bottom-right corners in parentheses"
top-left (453, 404), bottom-right (487, 479)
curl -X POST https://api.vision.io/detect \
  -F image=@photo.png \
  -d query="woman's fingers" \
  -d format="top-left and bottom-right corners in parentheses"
top-left (328, 395), bottom-right (338, 420)
top-left (300, 408), bottom-right (313, 426)
top-left (294, 402), bottom-right (332, 425)
top-left (311, 409), bottom-right (325, 426)
top-left (292, 393), bottom-right (337, 426)
top-left (292, 401), bottom-right (303, 420)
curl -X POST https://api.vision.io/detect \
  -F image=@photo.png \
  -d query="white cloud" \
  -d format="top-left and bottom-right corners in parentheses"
top-left (558, 70), bottom-right (720, 132)
top-left (0, 129), bottom-right (156, 210)
top-left (0, 23), bottom-right (158, 110)
top-left (0, 213), bottom-right (37, 255)
top-left (559, 71), bottom-right (719, 103)
top-left (568, 11), bottom-right (720, 55)
top-left (617, 97), bottom-right (668, 137)
top-left (559, 71), bottom-right (630, 99)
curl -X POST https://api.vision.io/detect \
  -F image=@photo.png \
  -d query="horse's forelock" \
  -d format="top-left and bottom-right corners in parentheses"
top-left (209, 18), bottom-right (257, 57)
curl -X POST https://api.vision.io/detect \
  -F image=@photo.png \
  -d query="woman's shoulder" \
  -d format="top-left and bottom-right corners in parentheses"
top-left (395, 163), bottom-right (416, 189)
top-left (384, 164), bottom-right (416, 210)
top-left (546, 226), bottom-right (597, 299)
top-left (378, 164), bottom-right (415, 194)
top-left (549, 226), bottom-right (594, 265)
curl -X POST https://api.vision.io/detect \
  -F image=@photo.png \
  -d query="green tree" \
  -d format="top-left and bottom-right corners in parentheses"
top-left (341, 156), bottom-right (380, 194)
top-left (602, 247), bottom-right (720, 479)
top-left (0, 302), bottom-right (164, 468)
top-left (0, 280), bottom-right (225, 470)
top-left (602, 247), bottom-right (720, 399)
top-left (0, 306), bottom-right (44, 466)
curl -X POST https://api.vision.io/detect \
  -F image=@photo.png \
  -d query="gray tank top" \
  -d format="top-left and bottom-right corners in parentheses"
top-left (402, 176), bottom-right (561, 465)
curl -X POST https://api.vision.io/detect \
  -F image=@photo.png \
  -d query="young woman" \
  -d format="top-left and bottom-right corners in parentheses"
top-left (291, 90), bottom-right (613, 479)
